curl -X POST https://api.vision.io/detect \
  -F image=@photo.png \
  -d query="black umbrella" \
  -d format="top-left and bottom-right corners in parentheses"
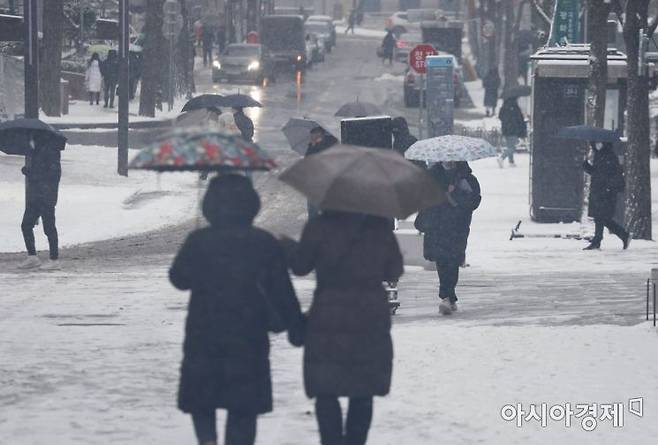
top-left (181, 94), bottom-right (225, 113)
top-left (0, 118), bottom-right (67, 155)
top-left (557, 125), bottom-right (621, 143)
top-left (335, 101), bottom-right (382, 117)
top-left (501, 85), bottom-right (531, 100)
top-left (218, 94), bottom-right (262, 108)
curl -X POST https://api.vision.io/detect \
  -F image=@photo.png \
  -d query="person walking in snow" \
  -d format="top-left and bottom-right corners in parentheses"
top-left (381, 30), bottom-right (396, 66)
top-left (18, 135), bottom-right (62, 270)
top-left (498, 97), bottom-right (526, 167)
top-left (233, 107), bottom-right (254, 142)
top-left (414, 162), bottom-right (481, 315)
top-left (202, 24), bottom-right (215, 67)
top-left (281, 211), bottom-right (403, 445)
top-left (391, 117), bottom-right (417, 156)
top-left (582, 142), bottom-right (631, 250)
top-left (85, 52), bottom-right (102, 106)
top-left (100, 50), bottom-right (119, 108)
top-left (482, 68), bottom-right (501, 117)
top-left (345, 10), bottom-right (356, 35)
top-left (170, 174), bottom-right (305, 445)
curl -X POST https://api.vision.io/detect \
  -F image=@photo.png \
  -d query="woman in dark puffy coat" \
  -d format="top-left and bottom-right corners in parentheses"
top-left (282, 211), bottom-right (403, 445)
top-left (169, 174), bottom-right (304, 445)
top-left (582, 142), bottom-right (630, 250)
top-left (391, 117), bottom-right (417, 156)
top-left (415, 162), bottom-right (481, 315)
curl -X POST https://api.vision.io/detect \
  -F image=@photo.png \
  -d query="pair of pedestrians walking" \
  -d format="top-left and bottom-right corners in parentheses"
top-left (170, 174), bottom-right (403, 445)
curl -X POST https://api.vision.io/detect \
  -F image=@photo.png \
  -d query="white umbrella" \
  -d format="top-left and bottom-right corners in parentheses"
top-left (405, 135), bottom-right (497, 163)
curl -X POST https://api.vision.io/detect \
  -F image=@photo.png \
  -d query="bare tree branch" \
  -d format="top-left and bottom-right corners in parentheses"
top-left (530, 0), bottom-right (552, 26)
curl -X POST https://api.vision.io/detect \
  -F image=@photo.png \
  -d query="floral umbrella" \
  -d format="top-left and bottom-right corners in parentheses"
top-left (129, 131), bottom-right (276, 172)
top-left (405, 135), bottom-right (497, 163)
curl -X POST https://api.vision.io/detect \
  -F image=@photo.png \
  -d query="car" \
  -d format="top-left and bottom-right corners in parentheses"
top-left (306, 15), bottom-right (336, 47)
top-left (304, 20), bottom-right (334, 52)
top-left (385, 9), bottom-right (436, 35)
top-left (393, 31), bottom-right (422, 63)
top-left (212, 43), bottom-right (273, 84)
top-left (403, 53), bottom-right (463, 108)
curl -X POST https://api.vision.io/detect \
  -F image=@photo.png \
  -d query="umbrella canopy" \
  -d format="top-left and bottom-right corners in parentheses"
top-left (0, 118), bottom-right (67, 155)
top-left (174, 108), bottom-right (222, 129)
top-left (217, 94), bottom-right (262, 108)
top-left (129, 131), bottom-right (276, 172)
top-left (556, 125), bottom-right (621, 143)
top-left (334, 101), bottom-right (382, 117)
top-left (281, 118), bottom-right (334, 155)
top-left (501, 85), bottom-right (531, 100)
top-left (279, 144), bottom-right (445, 219)
top-left (181, 94), bottom-right (225, 113)
top-left (405, 135), bottom-right (497, 163)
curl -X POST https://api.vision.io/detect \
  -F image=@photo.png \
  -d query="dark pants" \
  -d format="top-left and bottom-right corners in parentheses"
top-left (22, 201), bottom-right (58, 260)
top-left (88, 92), bottom-right (100, 105)
top-left (436, 261), bottom-right (460, 303)
top-left (191, 410), bottom-right (257, 445)
top-left (104, 81), bottom-right (117, 107)
top-left (315, 396), bottom-right (373, 445)
top-left (592, 218), bottom-right (627, 245)
top-left (203, 47), bottom-right (213, 66)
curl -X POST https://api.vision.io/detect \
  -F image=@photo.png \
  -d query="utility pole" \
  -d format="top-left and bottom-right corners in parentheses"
top-left (24, 0), bottom-right (39, 119)
top-left (118, 0), bottom-right (130, 176)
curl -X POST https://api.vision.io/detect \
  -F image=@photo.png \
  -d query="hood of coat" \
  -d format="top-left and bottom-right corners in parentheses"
top-left (391, 117), bottom-right (410, 137)
top-left (202, 174), bottom-right (261, 227)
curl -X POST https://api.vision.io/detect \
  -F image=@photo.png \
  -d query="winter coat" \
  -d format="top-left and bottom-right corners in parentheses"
top-left (499, 99), bottom-right (526, 138)
top-left (584, 145), bottom-right (624, 220)
top-left (391, 117), bottom-right (417, 156)
top-left (85, 60), bottom-right (102, 93)
top-left (482, 71), bottom-right (501, 108)
top-left (100, 53), bottom-right (119, 85)
top-left (22, 139), bottom-right (62, 207)
top-left (305, 134), bottom-right (338, 157)
top-left (415, 163), bottom-right (481, 265)
top-left (283, 212), bottom-right (404, 398)
top-left (234, 110), bottom-right (255, 142)
top-left (170, 175), bottom-right (304, 415)
top-left (381, 32), bottom-right (395, 58)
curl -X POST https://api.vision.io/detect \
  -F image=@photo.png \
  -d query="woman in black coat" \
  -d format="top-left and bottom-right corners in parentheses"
top-left (582, 142), bottom-right (630, 250)
top-left (170, 174), bottom-right (304, 445)
top-left (482, 68), bottom-right (501, 116)
top-left (381, 30), bottom-right (396, 65)
top-left (391, 117), bottom-right (417, 156)
top-left (415, 162), bottom-right (481, 315)
top-left (498, 98), bottom-right (526, 166)
top-left (282, 211), bottom-right (403, 445)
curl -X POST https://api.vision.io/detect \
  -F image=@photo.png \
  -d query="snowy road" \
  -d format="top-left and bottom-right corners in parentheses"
top-left (1, 34), bottom-right (658, 444)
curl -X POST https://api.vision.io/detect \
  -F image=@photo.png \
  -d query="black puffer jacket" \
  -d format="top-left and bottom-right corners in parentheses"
top-left (415, 163), bottom-right (481, 264)
top-left (283, 212), bottom-right (403, 398)
top-left (23, 140), bottom-right (62, 206)
top-left (391, 117), bottom-right (417, 156)
top-left (170, 175), bottom-right (304, 415)
top-left (584, 143), bottom-right (624, 220)
top-left (499, 98), bottom-right (527, 138)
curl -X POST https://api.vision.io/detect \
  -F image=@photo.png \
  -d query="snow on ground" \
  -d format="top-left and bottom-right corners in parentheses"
top-left (1, 267), bottom-right (657, 445)
top-left (0, 145), bottom-right (199, 253)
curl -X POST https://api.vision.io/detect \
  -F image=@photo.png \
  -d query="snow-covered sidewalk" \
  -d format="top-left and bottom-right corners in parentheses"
top-left (0, 145), bottom-right (199, 253)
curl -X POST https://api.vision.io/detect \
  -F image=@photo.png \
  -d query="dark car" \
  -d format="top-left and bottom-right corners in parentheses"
top-left (212, 43), bottom-right (273, 84)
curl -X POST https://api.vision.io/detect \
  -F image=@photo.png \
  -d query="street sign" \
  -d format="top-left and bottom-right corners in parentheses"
top-left (409, 44), bottom-right (438, 74)
top-left (163, 0), bottom-right (181, 15)
top-left (425, 55), bottom-right (455, 137)
top-left (550, 0), bottom-right (581, 45)
top-left (162, 0), bottom-right (183, 38)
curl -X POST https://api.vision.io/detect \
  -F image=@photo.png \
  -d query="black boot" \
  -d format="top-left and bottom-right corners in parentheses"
top-left (583, 241), bottom-right (601, 250)
top-left (622, 232), bottom-right (632, 250)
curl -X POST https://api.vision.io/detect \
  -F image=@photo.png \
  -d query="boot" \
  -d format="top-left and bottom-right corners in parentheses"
top-left (583, 241), bottom-right (601, 250)
top-left (622, 232), bottom-right (632, 250)
top-left (439, 298), bottom-right (453, 315)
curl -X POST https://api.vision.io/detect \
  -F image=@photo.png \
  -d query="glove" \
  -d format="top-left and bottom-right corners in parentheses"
top-left (21, 166), bottom-right (29, 176)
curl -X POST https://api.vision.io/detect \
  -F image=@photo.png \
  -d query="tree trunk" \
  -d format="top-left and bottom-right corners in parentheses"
top-left (587, 0), bottom-right (609, 128)
top-left (40, 0), bottom-right (64, 117)
top-left (177, 0), bottom-right (195, 98)
top-left (139, 0), bottom-right (165, 117)
top-left (503, 0), bottom-right (529, 93)
top-left (622, 0), bottom-right (652, 239)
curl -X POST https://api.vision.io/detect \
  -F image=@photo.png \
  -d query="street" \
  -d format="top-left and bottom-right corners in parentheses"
top-left (1, 32), bottom-right (658, 445)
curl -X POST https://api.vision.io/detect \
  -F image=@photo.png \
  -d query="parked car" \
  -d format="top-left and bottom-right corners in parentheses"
top-left (261, 15), bottom-right (306, 75)
top-left (385, 9), bottom-right (436, 35)
top-left (304, 20), bottom-right (334, 52)
top-left (306, 15), bottom-right (336, 48)
top-left (393, 31), bottom-right (422, 63)
top-left (212, 43), bottom-right (273, 84)
top-left (403, 53), bottom-right (463, 107)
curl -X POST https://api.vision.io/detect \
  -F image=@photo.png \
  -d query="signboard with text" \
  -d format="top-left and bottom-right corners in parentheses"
top-left (425, 55), bottom-right (454, 137)
top-left (409, 44), bottom-right (438, 74)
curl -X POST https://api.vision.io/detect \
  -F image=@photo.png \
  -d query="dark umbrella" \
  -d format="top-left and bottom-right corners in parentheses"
top-left (0, 118), bottom-right (66, 155)
top-left (218, 94), bottom-right (262, 108)
top-left (501, 85), bottom-right (531, 100)
top-left (557, 125), bottom-right (621, 143)
top-left (279, 144), bottom-right (445, 219)
top-left (334, 101), bottom-right (382, 117)
top-left (181, 94), bottom-right (225, 113)
top-left (281, 118), bottom-right (334, 155)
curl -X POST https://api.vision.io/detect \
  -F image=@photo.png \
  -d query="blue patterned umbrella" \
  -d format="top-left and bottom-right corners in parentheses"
top-left (405, 135), bottom-right (497, 163)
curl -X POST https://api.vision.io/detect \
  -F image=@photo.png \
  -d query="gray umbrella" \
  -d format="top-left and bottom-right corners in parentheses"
top-left (279, 144), bottom-right (445, 219)
top-left (281, 118), bottom-right (334, 155)
top-left (334, 101), bottom-right (382, 117)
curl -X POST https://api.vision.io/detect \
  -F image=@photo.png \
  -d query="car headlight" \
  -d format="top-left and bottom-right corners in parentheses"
top-left (213, 60), bottom-right (221, 70)
top-left (247, 60), bottom-right (260, 71)
top-left (296, 54), bottom-right (303, 62)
